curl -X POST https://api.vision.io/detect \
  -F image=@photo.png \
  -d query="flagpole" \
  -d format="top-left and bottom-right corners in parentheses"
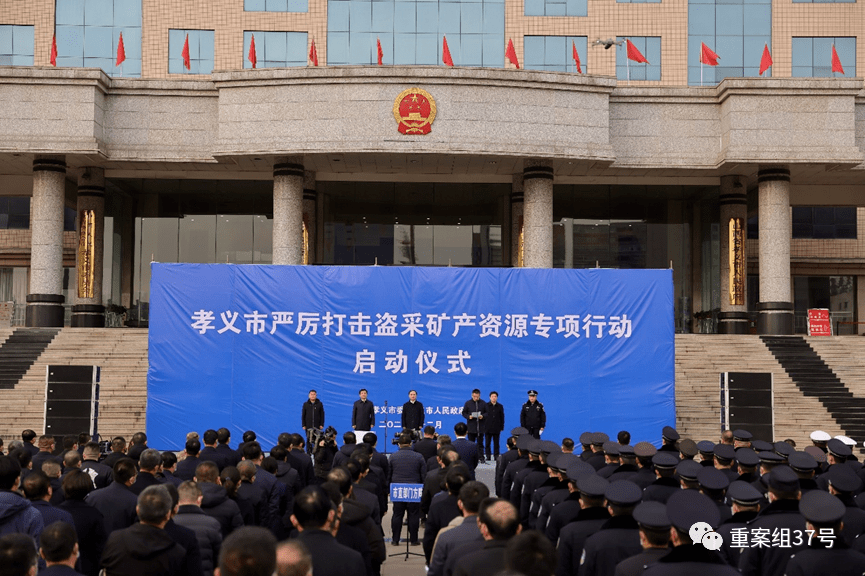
top-left (626, 47), bottom-right (630, 85)
top-left (700, 59), bottom-right (703, 87)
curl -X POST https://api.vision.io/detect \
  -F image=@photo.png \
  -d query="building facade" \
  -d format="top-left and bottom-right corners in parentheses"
top-left (1, 0), bottom-right (865, 334)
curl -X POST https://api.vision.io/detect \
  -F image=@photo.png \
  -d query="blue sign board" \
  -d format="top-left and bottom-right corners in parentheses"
top-left (147, 264), bottom-right (675, 450)
top-left (390, 483), bottom-right (424, 502)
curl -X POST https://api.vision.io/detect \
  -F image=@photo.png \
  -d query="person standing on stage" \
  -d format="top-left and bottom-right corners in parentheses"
top-left (352, 388), bottom-right (375, 432)
top-left (485, 391), bottom-right (505, 461)
top-left (401, 390), bottom-right (425, 433)
top-left (520, 390), bottom-right (545, 439)
top-left (301, 390), bottom-right (325, 454)
top-left (462, 389), bottom-right (488, 464)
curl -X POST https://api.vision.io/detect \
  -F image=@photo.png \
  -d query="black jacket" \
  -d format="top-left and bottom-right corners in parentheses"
top-left (401, 401), bottom-right (425, 431)
top-left (453, 539), bottom-right (508, 576)
top-left (199, 446), bottom-right (229, 471)
top-left (163, 518), bottom-right (204, 576)
top-left (80, 460), bottom-right (113, 489)
top-left (520, 400), bottom-right (546, 429)
top-left (485, 402), bottom-right (505, 434)
top-left (199, 482), bottom-right (244, 539)
top-left (215, 444), bottom-right (241, 468)
top-left (423, 493), bottom-right (461, 563)
top-left (286, 450), bottom-right (314, 487)
top-left (738, 498), bottom-right (807, 576)
top-left (413, 438), bottom-right (439, 463)
top-left (174, 505), bottom-right (223, 576)
top-left (130, 471), bottom-right (163, 496)
top-left (352, 399), bottom-right (375, 431)
top-left (462, 399), bottom-right (487, 434)
top-left (302, 399), bottom-right (325, 429)
top-left (59, 499), bottom-right (107, 576)
top-left (295, 529), bottom-right (366, 576)
top-left (175, 456), bottom-right (201, 482)
top-left (101, 522), bottom-right (186, 576)
top-left (579, 514), bottom-right (641, 576)
top-left (85, 482), bottom-right (138, 535)
top-left (642, 543), bottom-right (741, 576)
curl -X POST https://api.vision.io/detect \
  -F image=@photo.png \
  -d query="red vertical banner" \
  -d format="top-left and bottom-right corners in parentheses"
top-left (248, 34), bottom-right (257, 68)
top-left (505, 38), bottom-right (519, 69)
top-left (50, 35), bottom-right (58, 66)
top-left (442, 35), bottom-right (454, 66)
top-left (377, 37), bottom-right (383, 65)
top-left (759, 44), bottom-right (772, 76)
top-left (572, 40), bottom-right (582, 73)
top-left (832, 45), bottom-right (845, 74)
top-left (309, 38), bottom-right (318, 66)
top-left (182, 34), bottom-right (191, 70)
top-left (808, 309), bottom-right (832, 336)
top-left (116, 32), bottom-right (126, 66)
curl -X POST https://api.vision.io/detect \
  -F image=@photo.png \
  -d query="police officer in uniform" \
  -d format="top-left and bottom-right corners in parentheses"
top-left (520, 390), bottom-right (546, 439)
top-left (578, 480), bottom-right (643, 576)
top-left (786, 490), bottom-right (865, 576)
top-left (613, 501), bottom-right (671, 576)
top-left (716, 481), bottom-right (762, 567)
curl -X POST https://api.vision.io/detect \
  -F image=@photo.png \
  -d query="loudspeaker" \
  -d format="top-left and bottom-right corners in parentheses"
top-left (44, 365), bottom-right (100, 440)
top-left (721, 372), bottom-right (773, 441)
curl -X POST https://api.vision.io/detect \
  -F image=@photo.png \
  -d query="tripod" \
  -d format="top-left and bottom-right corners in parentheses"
top-left (389, 533), bottom-right (425, 562)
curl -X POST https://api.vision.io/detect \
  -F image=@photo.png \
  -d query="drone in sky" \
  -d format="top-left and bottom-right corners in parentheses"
top-left (592, 38), bottom-right (624, 49)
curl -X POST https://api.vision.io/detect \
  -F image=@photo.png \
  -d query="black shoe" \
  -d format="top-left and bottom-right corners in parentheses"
top-left (391, 540), bottom-right (400, 547)
top-left (410, 541), bottom-right (421, 546)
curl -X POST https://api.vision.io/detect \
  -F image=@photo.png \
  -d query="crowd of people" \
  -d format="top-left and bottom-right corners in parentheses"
top-left (3, 412), bottom-right (865, 575)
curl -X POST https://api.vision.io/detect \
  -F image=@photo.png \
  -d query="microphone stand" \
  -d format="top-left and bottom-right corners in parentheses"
top-left (382, 399), bottom-right (390, 456)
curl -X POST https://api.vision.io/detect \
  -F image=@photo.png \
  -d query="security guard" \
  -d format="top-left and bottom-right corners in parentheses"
top-left (554, 471), bottom-right (610, 573)
top-left (788, 451), bottom-right (820, 495)
top-left (533, 453), bottom-right (575, 531)
top-left (631, 442), bottom-right (658, 489)
top-left (520, 390), bottom-right (546, 439)
top-left (641, 490), bottom-right (739, 576)
top-left (579, 480), bottom-right (643, 576)
top-left (697, 467), bottom-right (732, 523)
top-left (613, 501), bottom-right (671, 576)
top-left (716, 481), bottom-right (762, 567)
top-left (659, 426), bottom-right (679, 453)
top-left (642, 453), bottom-right (680, 504)
top-left (500, 434), bottom-right (532, 502)
top-left (786, 490), bottom-right (865, 576)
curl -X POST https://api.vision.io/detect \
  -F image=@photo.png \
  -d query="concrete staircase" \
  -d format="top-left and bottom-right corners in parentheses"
top-left (0, 328), bottom-right (148, 443)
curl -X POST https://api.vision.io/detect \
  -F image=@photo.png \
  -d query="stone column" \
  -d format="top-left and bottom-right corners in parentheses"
top-left (26, 156), bottom-right (67, 327)
top-left (718, 175), bottom-right (749, 334)
top-left (522, 163), bottom-right (554, 268)
top-left (510, 174), bottom-right (523, 267)
top-left (72, 168), bottom-right (106, 327)
top-left (303, 171), bottom-right (317, 265)
top-left (272, 158), bottom-right (304, 265)
top-left (757, 166), bottom-right (793, 335)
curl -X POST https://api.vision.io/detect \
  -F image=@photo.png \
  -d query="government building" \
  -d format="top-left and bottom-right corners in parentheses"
top-left (0, 0), bottom-right (864, 337)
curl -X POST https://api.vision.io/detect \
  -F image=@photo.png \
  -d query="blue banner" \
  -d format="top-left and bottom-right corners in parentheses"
top-left (147, 264), bottom-right (674, 451)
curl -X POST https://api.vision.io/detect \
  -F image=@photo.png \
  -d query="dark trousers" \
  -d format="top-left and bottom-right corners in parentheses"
top-left (391, 502), bottom-right (420, 543)
top-left (467, 432), bottom-right (486, 461)
top-left (526, 428), bottom-right (540, 439)
top-left (485, 432), bottom-right (501, 458)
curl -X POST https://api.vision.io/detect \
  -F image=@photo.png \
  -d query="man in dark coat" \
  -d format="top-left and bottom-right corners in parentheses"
top-left (194, 461), bottom-right (243, 539)
top-left (790, 490), bottom-right (865, 576)
top-left (613, 501), bottom-right (672, 576)
top-left (553, 472), bottom-right (610, 567)
top-left (451, 498), bottom-right (521, 576)
top-left (174, 481), bottom-right (222, 576)
top-left (495, 435), bottom-right (520, 497)
top-left (22, 471), bottom-right (75, 528)
top-left (79, 443), bottom-right (112, 490)
top-left (130, 449), bottom-right (165, 496)
top-left (352, 389), bottom-right (375, 432)
top-left (462, 389), bottom-right (487, 464)
top-left (484, 392), bottom-right (505, 461)
top-left (287, 434), bottom-right (315, 487)
top-left (413, 427), bottom-right (439, 463)
top-left (126, 432), bottom-right (148, 462)
top-left (38, 521), bottom-right (85, 576)
top-left (302, 390), bottom-right (325, 454)
top-left (401, 390), bottom-right (425, 433)
top-left (100, 485), bottom-right (186, 576)
top-left (175, 440), bottom-right (203, 482)
top-left (100, 438), bottom-right (127, 471)
top-left (289, 486), bottom-right (365, 576)
top-left (32, 436), bottom-right (60, 473)
top-left (215, 428), bottom-right (241, 468)
top-left (427, 480), bottom-right (488, 576)
top-left (199, 430), bottom-right (229, 472)
top-left (451, 423), bottom-right (479, 480)
top-left (422, 464), bottom-right (470, 563)
top-left (500, 436), bottom-right (531, 502)
top-left (0, 455), bottom-right (44, 541)
top-left (579, 481), bottom-right (643, 576)
top-left (85, 458), bottom-right (138, 535)
top-left (388, 433), bottom-right (426, 546)
top-left (241, 443), bottom-right (281, 534)
top-left (519, 391), bottom-right (545, 439)
top-left (326, 468), bottom-right (385, 576)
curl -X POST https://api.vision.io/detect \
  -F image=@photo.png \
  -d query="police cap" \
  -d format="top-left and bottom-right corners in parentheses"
top-left (774, 442), bottom-right (794, 459)
top-left (787, 451), bottom-right (818, 473)
top-left (633, 501), bottom-right (671, 530)
top-left (810, 430), bottom-right (832, 443)
top-left (511, 427), bottom-right (530, 436)
top-left (675, 459), bottom-right (702, 482)
top-left (554, 453), bottom-right (580, 472)
top-left (619, 445), bottom-right (635, 456)
top-left (735, 448), bottom-right (760, 467)
top-left (758, 451), bottom-right (783, 464)
top-left (825, 466), bottom-right (862, 494)
top-left (540, 440), bottom-right (561, 455)
top-left (527, 390), bottom-right (538, 396)
top-left (546, 452), bottom-right (562, 470)
top-left (767, 465), bottom-right (799, 493)
top-left (666, 490), bottom-right (721, 532)
top-left (751, 440), bottom-right (774, 452)
top-left (836, 435), bottom-right (857, 448)
top-left (727, 481), bottom-right (763, 506)
top-left (652, 452), bottom-right (678, 470)
top-left (804, 446), bottom-right (827, 463)
top-left (697, 467), bottom-right (730, 491)
top-left (696, 441), bottom-right (715, 455)
top-left (827, 438), bottom-right (852, 459)
top-left (579, 432), bottom-right (594, 446)
top-left (677, 439), bottom-right (698, 459)
top-left (602, 441), bottom-right (621, 457)
top-left (605, 480), bottom-right (642, 506)
top-left (733, 429), bottom-right (753, 442)
top-left (516, 435), bottom-right (534, 451)
top-left (713, 444), bottom-right (736, 462)
top-left (592, 432), bottom-right (610, 446)
top-left (634, 442), bottom-right (657, 458)
top-left (662, 426), bottom-right (680, 442)
top-left (576, 473), bottom-right (609, 497)
top-left (799, 490), bottom-right (846, 525)
top-left (528, 439), bottom-right (544, 455)
top-left (565, 460), bottom-right (596, 482)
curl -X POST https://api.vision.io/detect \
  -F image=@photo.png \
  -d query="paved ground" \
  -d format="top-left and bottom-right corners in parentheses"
top-left (380, 460), bottom-right (498, 576)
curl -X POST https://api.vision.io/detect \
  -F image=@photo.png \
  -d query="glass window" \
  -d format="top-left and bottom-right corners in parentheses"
top-left (243, 31), bottom-right (309, 68)
top-left (245, 0), bottom-right (308, 12)
top-left (524, 35), bottom-right (587, 73)
top-left (525, 0), bottom-right (586, 16)
top-left (793, 276), bottom-right (856, 334)
top-left (792, 37), bottom-right (856, 77)
top-left (168, 29), bottom-right (215, 74)
top-left (791, 206), bottom-right (857, 239)
top-left (0, 26), bottom-right (35, 66)
top-left (0, 198), bottom-right (30, 229)
top-left (55, 0), bottom-right (142, 77)
top-left (687, 0), bottom-right (770, 85)
top-left (793, 0), bottom-right (853, 3)
top-left (616, 37), bottom-right (662, 81)
top-left (327, 0), bottom-right (504, 67)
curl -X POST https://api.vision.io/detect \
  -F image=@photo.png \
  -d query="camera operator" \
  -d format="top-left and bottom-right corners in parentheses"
top-left (413, 426), bottom-right (439, 462)
top-left (312, 427), bottom-right (338, 483)
top-left (302, 390), bottom-right (325, 455)
top-left (401, 390), bottom-right (425, 434)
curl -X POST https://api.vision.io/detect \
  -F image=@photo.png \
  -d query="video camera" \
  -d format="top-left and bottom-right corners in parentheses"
top-left (391, 428), bottom-right (422, 445)
top-left (310, 426), bottom-right (338, 447)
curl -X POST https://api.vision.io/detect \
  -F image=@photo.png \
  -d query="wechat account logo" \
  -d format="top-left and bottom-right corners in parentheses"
top-left (690, 522), bottom-right (723, 551)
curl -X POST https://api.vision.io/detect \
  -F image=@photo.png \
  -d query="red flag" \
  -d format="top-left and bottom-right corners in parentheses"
top-left (700, 42), bottom-right (720, 66)
top-left (442, 35), bottom-right (454, 66)
top-left (832, 44), bottom-right (845, 74)
top-left (248, 34), bottom-right (257, 68)
top-left (377, 37), bottom-right (383, 65)
top-left (572, 40), bottom-right (582, 73)
top-left (115, 32), bottom-right (126, 67)
top-left (626, 39), bottom-right (649, 64)
top-left (182, 34), bottom-right (191, 70)
top-left (759, 44), bottom-right (772, 76)
top-left (505, 38), bottom-right (519, 69)
top-left (50, 35), bottom-right (57, 66)
top-left (309, 38), bottom-right (318, 66)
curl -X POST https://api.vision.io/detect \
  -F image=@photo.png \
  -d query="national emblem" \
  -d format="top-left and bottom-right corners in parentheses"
top-left (393, 88), bottom-right (437, 135)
